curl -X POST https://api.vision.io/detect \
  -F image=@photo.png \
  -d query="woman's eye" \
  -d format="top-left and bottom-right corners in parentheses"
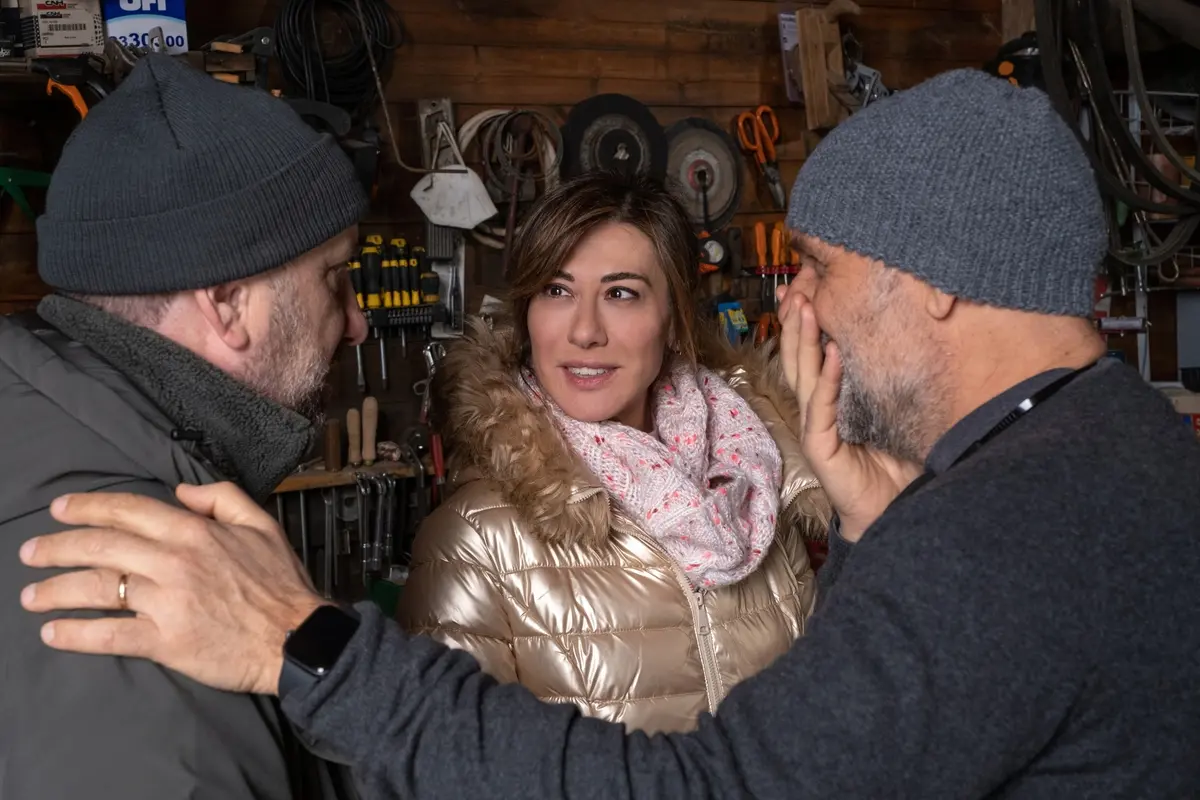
top-left (542, 284), bottom-right (568, 297)
top-left (608, 287), bottom-right (639, 300)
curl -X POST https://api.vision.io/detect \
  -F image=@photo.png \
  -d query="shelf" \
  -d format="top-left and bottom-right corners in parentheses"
top-left (0, 58), bottom-right (35, 82)
top-left (273, 460), bottom-right (433, 494)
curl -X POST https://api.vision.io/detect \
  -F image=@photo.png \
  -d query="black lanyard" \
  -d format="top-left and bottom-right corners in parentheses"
top-left (892, 362), bottom-right (1098, 505)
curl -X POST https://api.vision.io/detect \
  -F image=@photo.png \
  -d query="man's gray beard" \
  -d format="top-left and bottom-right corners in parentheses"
top-left (243, 286), bottom-right (331, 423)
top-left (824, 333), bottom-right (928, 463)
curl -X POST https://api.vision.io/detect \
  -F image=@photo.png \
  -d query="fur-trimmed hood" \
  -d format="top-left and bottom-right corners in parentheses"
top-left (432, 317), bottom-right (830, 549)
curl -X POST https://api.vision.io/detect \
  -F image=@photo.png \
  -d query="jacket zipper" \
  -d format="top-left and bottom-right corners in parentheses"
top-left (610, 512), bottom-right (723, 715)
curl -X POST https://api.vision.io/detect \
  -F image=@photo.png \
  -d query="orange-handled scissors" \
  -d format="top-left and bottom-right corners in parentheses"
top-left (737, 105), bottom-right (780, 164)
top-left (737, 106), bottom-right (786, 209)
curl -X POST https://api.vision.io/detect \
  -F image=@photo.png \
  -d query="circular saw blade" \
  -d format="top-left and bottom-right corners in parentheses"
top-left (561, 94), bottom-right (667, 180)
top-left (666, 117), bottom-right (742, 231)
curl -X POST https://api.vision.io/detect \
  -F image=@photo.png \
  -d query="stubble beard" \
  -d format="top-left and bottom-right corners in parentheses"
top-left (243, 287), bottom-right (332, 424)
top-left (824, 331), bottom-right (932, 464)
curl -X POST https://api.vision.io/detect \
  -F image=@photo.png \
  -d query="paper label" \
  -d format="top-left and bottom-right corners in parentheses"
top-left (20, 1), bottom-right (103, 53)
top-left (101, 0), bottom-right (186, 53)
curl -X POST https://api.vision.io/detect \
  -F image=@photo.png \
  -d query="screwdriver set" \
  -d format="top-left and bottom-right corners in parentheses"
top-left (349, 234), bottom-right (450, 394)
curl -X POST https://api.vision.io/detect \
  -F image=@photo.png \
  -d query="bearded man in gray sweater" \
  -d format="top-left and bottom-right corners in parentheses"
top-left (17, 68), bottom-right (1200, 798)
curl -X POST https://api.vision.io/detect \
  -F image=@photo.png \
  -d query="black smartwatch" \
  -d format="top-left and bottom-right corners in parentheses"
top-left (278, 604), bottom-right (361, 700)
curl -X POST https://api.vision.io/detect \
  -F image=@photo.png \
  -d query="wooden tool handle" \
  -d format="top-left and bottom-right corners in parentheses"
top-left (322, 419), bottom-right (343, 472)
top-left (347, 408), bottom-right (362, 467)
top-left (362, 397), bottom-right (379, 466)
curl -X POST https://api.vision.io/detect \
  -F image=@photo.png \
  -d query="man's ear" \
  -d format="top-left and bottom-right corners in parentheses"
top-left (925, 284), bottom-right (956, 321)
top-left (193, 280), bottom-right (252, 351)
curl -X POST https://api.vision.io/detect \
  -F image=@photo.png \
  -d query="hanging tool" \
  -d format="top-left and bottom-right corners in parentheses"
top-left (30, 56), bottom-right (114, 121)
top-left (322, 489), bottom-right (336, 599)
top-left (382, 474), bottom-right (398, 565)
top-left (665, 116), bottom-right (743, 231)
top-left (363, 235), bottom-right (387, 388)
top-left (362, 396), bottom-right (379, 467)
top-left (297, 489), bottom-right (310, 572)
top-left (416, 245), bottom-right (439, 303)
top-left (356, 474), bottom-right (373, 589)
top-left (414, 245), bottom-right (440, 340)
top-left (754, 221), bottom-right (781, 346)
top-left (448, 262), bottom-right (461, 333)
top-left (347, 407), bottom-right (362, 467)
top-left (404, 245), bottom-right (420, 307)
top-left (322, 419), bottom-right (343, 472)
top-left (404, 442), bottom-right (429, 551)
top-left (368, 475), bottom-right (390, 577)
top-left (773, 221), bottom-right (788, 288)
top-left (736, 105), bottom-right (785, 210)
top-left (396, 237), bottom-right (415, 357)
top-left (348, 251), bottom-right (367, 394)
top-left (380, 237), bottom-right (395, 386)
top-left (561, 93), bottom-right (668, 179)
top-left (416, 342), bottom-right (446, 424)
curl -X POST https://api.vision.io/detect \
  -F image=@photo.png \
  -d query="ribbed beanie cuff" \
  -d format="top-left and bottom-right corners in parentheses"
top-left (37, 55), bottom-right (369, 294)
top-left (786, 69), bottom-right (1107, 318)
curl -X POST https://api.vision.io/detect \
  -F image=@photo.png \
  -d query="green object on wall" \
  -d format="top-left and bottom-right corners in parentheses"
top-left (0, 166), bottom-right (51, 221)
top-left (368, 577), bottom-right (404, 618)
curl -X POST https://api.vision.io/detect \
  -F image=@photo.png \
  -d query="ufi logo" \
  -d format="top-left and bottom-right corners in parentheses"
top-left (119, 0), bottom-right (167, 10)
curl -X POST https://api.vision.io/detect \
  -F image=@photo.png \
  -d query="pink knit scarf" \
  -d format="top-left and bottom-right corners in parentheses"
top-left (522, 362), bottom-right (782, 588)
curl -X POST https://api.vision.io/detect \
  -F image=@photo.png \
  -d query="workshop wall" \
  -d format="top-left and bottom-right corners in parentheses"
top-left (2, 0), bottom-right (1014, 422)
top-left (190, 0), bottom-right (1005, 441)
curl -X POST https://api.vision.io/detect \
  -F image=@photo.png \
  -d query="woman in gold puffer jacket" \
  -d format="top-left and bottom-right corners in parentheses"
top-left (397, 173), bottom-right (830, 735)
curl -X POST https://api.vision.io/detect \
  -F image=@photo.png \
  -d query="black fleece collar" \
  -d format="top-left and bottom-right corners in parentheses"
top-left (38, 294), bottom-right (314, 503)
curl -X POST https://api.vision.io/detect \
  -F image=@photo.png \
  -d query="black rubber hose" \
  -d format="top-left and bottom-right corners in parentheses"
top-left (1072, 0), bottom-right (1200, 204)
top-left (275, 0), bottom-right (402, 122)
top-left (1035, 0), bottom-right (1195, 215)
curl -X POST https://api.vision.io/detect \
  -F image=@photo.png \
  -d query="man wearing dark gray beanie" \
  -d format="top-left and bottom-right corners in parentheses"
top-left (0, 54), bottom-right (367, 798)
top-left (9, 70), bottom-right (1200, 800)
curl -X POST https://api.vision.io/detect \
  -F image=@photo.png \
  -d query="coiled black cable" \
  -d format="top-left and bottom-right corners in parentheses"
top-left (275, 0), bottom-right (402, 122)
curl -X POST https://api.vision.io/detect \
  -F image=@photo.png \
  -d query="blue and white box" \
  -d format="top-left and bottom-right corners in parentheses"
top-left (101, 0), bottom-right (186, 54)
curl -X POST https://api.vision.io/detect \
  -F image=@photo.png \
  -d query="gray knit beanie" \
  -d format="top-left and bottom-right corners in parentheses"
top-left (786, 68), bottom-right (1106, 317)
top-left (37, 54), bottom-right (369, 294)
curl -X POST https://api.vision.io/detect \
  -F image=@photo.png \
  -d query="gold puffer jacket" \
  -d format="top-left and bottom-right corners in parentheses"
top-left (397, 320), bottom-right (830, 734)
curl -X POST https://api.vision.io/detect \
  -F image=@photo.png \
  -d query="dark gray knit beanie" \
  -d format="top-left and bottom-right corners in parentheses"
top-left (38, 54), bottom-right (369, 294)
top-left (786, 68), bottom-right (1106, 317)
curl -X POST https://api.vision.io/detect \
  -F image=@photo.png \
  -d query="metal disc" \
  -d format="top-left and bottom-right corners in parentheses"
top-left (561, 94), bottom-right (667, 180)
top-left (666, 117), bottom-right (742, 231)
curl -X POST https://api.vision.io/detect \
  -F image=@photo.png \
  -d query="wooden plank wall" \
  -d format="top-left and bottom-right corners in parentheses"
top-left (0, 0), bottom-right (999, 308)
top-left (0, 0), bottom-right (1016, 434)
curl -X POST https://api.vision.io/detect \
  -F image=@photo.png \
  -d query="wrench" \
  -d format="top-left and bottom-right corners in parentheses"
top-left (355, 474), bottom-right (372, 587)
top-left (322, 489), bottom-right (335, 599)
top-left (370, 476), bottom-right (389, 574)
top-left (297, 489), bottom-right (309, 572)
top-left (382, 475), bottom-right (397, 566)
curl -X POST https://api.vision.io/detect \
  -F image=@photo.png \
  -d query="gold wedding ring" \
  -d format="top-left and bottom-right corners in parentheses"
top-left (117, 573), bottom-right (129, 611)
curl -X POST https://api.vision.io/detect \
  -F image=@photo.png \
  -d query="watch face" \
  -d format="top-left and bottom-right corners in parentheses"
top-left (284, 605), bottom-right (360, 676)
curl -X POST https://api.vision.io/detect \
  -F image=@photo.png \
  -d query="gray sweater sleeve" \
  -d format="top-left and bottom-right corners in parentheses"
top-left (282, 498), bottom-right (1077, 799)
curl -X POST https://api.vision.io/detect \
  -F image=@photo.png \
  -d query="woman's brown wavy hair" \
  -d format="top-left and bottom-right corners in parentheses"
top-left (504, 171), bottom-right (703, 366)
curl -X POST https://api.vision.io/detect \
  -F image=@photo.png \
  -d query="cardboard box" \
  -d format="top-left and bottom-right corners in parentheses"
top-left (19, 0), bottom-right (104, 57)
top-left (1159, 387), bottom-right (1200, 442)
top-left (101, 0), bottom-right (187, 55)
